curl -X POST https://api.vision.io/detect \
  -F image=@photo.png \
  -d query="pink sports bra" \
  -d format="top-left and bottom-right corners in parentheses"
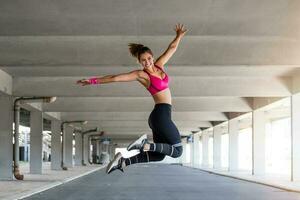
top-left (143, 65), bottom-right (170, 96)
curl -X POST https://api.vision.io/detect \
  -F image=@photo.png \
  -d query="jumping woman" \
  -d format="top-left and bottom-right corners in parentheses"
top-left (77, 23), bottom-right (188, 174)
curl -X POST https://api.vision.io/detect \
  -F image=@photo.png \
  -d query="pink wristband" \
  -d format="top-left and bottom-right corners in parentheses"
top-left (88, 77), bottom-right (100, 85)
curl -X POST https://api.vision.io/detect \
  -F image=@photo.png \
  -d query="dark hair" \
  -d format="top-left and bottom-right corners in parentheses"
top-left (128, 43), bottom-right (153, 61)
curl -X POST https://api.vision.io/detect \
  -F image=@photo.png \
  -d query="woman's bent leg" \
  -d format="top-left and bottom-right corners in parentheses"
top-left (124, 152), bottom-right (165, 166)
top-left (146, 143), bottom-right (182, 158)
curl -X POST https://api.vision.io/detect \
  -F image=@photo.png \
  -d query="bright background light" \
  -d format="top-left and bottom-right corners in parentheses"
top-left (265, 117), bottom-right (291, 175)
top-left (238, 127), bottom-right (252, 171)
top-left (208, 137), bottom-right (213, 167)
top-left (221, 133), bottom-right (229, 169)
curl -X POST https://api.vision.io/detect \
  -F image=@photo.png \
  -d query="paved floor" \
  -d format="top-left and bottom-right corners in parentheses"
top-left (195, 165), bottom-right (300, 192)
top-left (0, 162), bottom-right (103, 200)
top-left (24, 164), bottom-right (300, 200)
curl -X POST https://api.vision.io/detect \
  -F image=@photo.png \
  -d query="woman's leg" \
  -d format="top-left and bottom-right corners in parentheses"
top-left (106, 104), bottom-right (182, 173)
top-left (143, 103), bottom-right (183, 158)
top-left (144, 119), bottom-right (183, 158)
top-left (123, 119), bottom-right (183, 167)
top-left (123, 151), bottom-right (165, 166)
top-left (123, 131), bottom-right (166, 166)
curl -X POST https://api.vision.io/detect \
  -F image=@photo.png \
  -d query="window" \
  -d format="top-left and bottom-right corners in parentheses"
top-left (208, 137), bottom-right (213, 168)
top-left (265, 118), bottom-right (291, 175)
top-left (221, 133), bottom-right (229, 169)
top-left (238, 128), bottom-right (252, 170)
top-left (186, 143), bottom-right (191, 163)
top-left (199, 138), bottom-right (203, 165)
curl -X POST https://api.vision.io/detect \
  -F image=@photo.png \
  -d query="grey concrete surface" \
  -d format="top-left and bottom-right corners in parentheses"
top-left (1, 0), bottom-right (300, 139)
top-left (23, 164), bottom-right (300, 200)
top-left (0, 162), bottom-right (104, 200)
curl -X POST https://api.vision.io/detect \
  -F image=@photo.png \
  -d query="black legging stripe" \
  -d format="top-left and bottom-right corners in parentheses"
top-left (148, 143), bottom-right (182, 158)
top-left (125, 103), bottom-right (183, 166)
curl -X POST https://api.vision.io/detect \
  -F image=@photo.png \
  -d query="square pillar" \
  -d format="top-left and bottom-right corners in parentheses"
top-left (63, 125), bottom-right (73, 168)
top-left (51, 120), bottom-right (61, 170)
top-left (252, 109), bottom-right (266, 175)
top-left (192, 134), bottom-right (200, 168)
top-left (96, 140), bottom-right (100, 157)
top-left (74, 132), bottom-right (82, 166)
top-left (291, 93), bottom-right (300, 181)
top-left (189, 139), bottom-right (194, 165)
top-left (108, 144), bottom-right (113, 161)
top-left (180, 141), bottom-right (187, 164)
top-left (91, 139), bottom-right (97, 163)
top-left (213, 126), bottom-right (222, 169)
top-left (201, 131), bottom-right (209, 168)
top-left (96, 140), bottom-right (101, 163)
top-left (112, 146), bottom-right (116, 156)
top-left (83, 134), bottom-right (89, 164)
top-left (30, 111), bottom-right (43, 174)
top-left (0, 96), bottom-right (13, 180)
top-left (24, 132), bottom-right (29, 161)
top-left (228, 118), bottom-right (239, 171)
top-left (98, 141), bottom-right (102, 157)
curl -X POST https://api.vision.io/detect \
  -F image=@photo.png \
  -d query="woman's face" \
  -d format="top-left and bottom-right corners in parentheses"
top-left (139, 52), bottom-right (154, 69)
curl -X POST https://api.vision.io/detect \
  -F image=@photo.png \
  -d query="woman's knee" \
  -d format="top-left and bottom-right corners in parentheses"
top-left (151, 153), bottom-right (166, 162)
top-left (156, 154), bottom-right (166, 161)
top-left (171, 146), bottom-right (183, 158)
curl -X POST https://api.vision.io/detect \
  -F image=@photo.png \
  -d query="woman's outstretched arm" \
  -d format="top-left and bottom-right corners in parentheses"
top-left (155, 23), bottom-right (188, 68)
top-left (76, 70), bottom-right (142, 86)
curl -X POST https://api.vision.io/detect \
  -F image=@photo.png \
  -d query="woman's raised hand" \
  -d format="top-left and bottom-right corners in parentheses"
top-left (174, 23), bottom-right (188, 37)
top-left (76, 79), bottom-right (90, 86)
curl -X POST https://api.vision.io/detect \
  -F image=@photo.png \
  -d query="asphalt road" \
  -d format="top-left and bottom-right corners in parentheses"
top-left (24, 164), bottom-right (300, 200)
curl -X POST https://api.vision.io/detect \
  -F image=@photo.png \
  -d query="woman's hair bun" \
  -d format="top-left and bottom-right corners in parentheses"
top-left (128, 43), bottom-right (144, 58)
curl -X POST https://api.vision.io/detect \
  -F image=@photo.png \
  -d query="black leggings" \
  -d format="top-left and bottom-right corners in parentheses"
top-left (125, 103), bottom-right (183, 166)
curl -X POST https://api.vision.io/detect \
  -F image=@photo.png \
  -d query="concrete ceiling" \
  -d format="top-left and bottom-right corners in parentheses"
top-left (1, 0), bottom-right (300, 141)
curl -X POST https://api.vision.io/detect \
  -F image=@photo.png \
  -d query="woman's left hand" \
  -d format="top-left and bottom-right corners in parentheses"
top-left (174, 23), bottom-right (188, 37)
top-left (76, 79), bottom-right (90, 86)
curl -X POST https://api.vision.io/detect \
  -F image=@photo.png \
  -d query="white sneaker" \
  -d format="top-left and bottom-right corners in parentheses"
top-left (106, 152), bottom-right (124, 174)
top-left (126, 134), bottom-right (148, 151)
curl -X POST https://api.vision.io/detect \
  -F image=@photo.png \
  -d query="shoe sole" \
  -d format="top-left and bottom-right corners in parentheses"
top-left (127, 134), bottom-right (147, 151)
top-left (106, 152), bottom-right (122, 174)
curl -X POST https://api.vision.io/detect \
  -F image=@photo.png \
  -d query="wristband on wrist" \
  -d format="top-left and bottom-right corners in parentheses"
top-left (88, 77), bottom-right (100, 85)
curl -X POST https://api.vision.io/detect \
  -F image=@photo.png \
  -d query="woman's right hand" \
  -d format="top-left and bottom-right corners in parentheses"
top-left (76, 79), bottom-right (90, 86)
top-left (174, 23), bottom-right (188, 37)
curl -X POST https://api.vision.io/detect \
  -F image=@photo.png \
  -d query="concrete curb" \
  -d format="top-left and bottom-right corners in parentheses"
top-left (187, 166), bottom-right (300, 193)
top-left (11, 166), bottom-right (105, 200)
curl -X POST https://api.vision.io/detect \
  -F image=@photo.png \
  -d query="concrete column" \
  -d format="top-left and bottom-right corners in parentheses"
top-left (103, 142), bottom-right (107, 152)
top-left (291, 93), bottom-right (300, 181)
top-left (24, 131), bottom-right (29, 161)
top-left (30, 111), bottom-right (43, 174)
top-left (64, 125), bottom-right (73, 168)
top-left (74, 132), bottom-right (82, 166)
top-left (91, 139), bottom-right (97, 163)
top-left (189, 140), bottom-right (193, 165)
top-left (192, 134), bottom-right (201, 168)
top-left (106, 144), bottom-right (109, 153)
top-left (108, 145), bottom-right (112, 160)
top-left (180, 141), bottom-right (187, 164)
top-left (199, 136), bottom-right (203, 165)
top-left (213, 126), bottom-right (222, 169)
top-left (0, 96), bottom-right (13, 180)
top-left (51, 120), bottom-right (61, 170)
top-left (98, 141), bottom-right (102, 157)
top-left (83, 134), bottom-right (89, 164)
top-left (228, 118), bottom-right (239, 171)
top-left (190, 135), bottom-right (195, 166)
top-left (252, 109), bottom-right (266, 175)
top-left (112, 146), bottom-right (116, 156)
top-left (96, 140), bottom-right (100, 159)
top-left (202, 131), bottom-right (209, 168)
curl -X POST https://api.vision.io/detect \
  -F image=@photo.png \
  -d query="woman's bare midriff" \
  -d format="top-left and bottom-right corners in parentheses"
top-left (152, 88), bottom-right (172, 105)
top-left (138, 70), bottom-right (172, 105)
